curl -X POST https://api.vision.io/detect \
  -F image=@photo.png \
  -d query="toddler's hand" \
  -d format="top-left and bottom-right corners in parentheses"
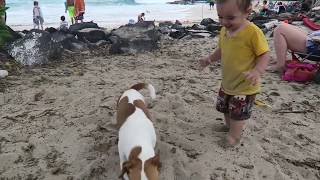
top-left (199, 56), bottom-right (211, 71)
top-left (243, 69), bottom-right (260, 85)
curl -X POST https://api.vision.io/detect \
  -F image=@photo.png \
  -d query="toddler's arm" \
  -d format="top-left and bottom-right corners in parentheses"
top-left (254, 52), bottom-right (270, 74)
top-left (243, 52), bottom-right (270, 85)
top-left (199, 48), bottom-right (221, 70)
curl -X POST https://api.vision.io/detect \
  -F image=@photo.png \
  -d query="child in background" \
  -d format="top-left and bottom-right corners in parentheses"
top-left (58, 16), bottom-right (68, 31)
top-left (33, 1), bottom-right (44, 30)
top-left (199, 0), bottom-right (270, 146)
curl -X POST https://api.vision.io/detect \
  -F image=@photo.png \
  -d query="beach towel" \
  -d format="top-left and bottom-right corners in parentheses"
top-left (282, 60), bottom-right (319, 82)
top-left (74, 0), bottom-right (85, 17)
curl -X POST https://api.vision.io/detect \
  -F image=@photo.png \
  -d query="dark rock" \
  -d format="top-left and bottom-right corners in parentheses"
top-left (169, 29), bottom-right (187, 39)
top-left (109, 21), bottom-right (161, 54)
top-left (200, 18), bottom-right (217, 26)
top-left (134, 21), bottom-right (156, 28)
top-left (175, 20), bottom-right (182, 25)
top-left (21, 30), bottom-right (30, 34)
top-left (45, 27), bottom-right (58, 34)
top-left (50, 31), bottom-right (87, 50)
top-left (206, 23), bottom-right (222, 32)
top-left (75, 28), bottom-right (107, 43)
top-left (159, 21), bottom-right (174, 27)
top-left (7, 31), bottom-right (64, 66)
top-left (158, 26), bottom-right (171, 34)
top-left (171, 24), bottom-right (185, 30)
top-left (191, 24), bottom-right (206, 30)
top-left (69, 22), bottom-right (100, 33)
top-left (95, 40), bottom-right (109, 46)
top-left (5, 25), bottom-right (23, 44)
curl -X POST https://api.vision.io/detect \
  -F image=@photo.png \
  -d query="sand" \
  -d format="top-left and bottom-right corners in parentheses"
top-left (0, 29), bottom-right (320, 179)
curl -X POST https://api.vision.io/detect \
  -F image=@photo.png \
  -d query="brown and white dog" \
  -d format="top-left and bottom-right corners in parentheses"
top-left (116, 83), bottom-right (160, 180)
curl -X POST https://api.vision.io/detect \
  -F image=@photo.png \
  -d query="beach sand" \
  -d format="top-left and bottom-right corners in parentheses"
top-left (0, 31), bottom-right (320, 179)
top-left (1, 4), bottom-right (320, 180)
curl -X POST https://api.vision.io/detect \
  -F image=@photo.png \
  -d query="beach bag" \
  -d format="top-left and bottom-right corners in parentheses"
top-left (282, 60), bottom-right (319, 82)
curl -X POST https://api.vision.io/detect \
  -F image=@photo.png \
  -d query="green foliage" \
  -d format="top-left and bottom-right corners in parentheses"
top-left (0, 6), bottom-right (11, 48)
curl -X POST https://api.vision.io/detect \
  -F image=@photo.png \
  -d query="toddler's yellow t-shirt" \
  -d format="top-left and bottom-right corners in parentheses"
top-left (218, 22), bottom-right (269, 95)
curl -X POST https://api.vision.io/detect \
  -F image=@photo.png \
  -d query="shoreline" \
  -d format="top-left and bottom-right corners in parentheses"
top-left (7, 3), bottom-right (218, 31)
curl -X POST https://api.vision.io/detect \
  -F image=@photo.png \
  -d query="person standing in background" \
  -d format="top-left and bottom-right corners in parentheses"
top-left (0, 0), bottom-right (6, 24)
top-left (209, 0), bottom-right (215, 10)
top-left (33, 1), bottom-right (44, 30)
top-left (65, 0), bottom-right (75, 25)
top-left (74, 0), bottom-right (85, 23)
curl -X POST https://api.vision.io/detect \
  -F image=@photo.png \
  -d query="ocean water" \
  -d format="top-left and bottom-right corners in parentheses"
top-left (6, 0), bottom-right (206, 30)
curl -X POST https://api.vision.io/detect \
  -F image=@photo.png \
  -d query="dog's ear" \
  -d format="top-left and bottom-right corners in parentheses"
top-left (151, 151), bottom-right (161, 170)
top-left (116, 96), bottom-right (136, 129)
top-left (129, 146), bottom-right (142, 160)
top-left (119, 161), bottom-right (131, 179)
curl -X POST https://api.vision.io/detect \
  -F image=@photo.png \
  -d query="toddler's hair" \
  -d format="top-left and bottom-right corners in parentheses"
top-left (34, 1), bottom-right (38, 6)
top-left (61, 16), bottom-right (66, 21)
top-left (263, 0), bottom-right (267, 4)
top-left (216, 0), bottom-right (252, 13)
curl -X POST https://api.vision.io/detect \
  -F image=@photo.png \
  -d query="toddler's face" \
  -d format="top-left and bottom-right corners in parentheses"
top-left (217, 0), bottom-right (250, 32)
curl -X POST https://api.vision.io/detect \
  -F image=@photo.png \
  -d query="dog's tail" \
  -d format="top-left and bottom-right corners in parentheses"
top-left (130, 83), bottom-right (156, 99)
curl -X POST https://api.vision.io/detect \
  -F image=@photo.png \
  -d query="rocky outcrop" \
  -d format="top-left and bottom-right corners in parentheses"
top-left (7, 30), bottom-right (63, 66)
top-left (76, 28), bottom-right (108, 43)
top-left (69, 22), bottom-right (100, 33)
top-left (109, 21), bottom-right (161, 54)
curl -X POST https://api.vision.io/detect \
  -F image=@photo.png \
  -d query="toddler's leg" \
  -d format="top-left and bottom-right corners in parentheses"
top-left (227, 118), bottom-right (246, 145)
top-left (226, 94), bottom-right (255, 146)
top-left (224, 114), bottom-right (230, 128)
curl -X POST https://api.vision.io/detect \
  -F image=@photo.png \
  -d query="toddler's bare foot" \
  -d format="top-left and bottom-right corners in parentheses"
top-left (214, 125), bottom-right (230, 132)
top-left (218, 135), bottom-right (240, 149)
top-left (226, 135), bottom-right (240, 146)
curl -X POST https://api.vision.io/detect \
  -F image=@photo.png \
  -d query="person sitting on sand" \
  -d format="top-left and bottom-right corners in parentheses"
top-left (58, 16), bottom-right (68, 31)
top-left (271, 23), bottom-right (320, 73)
top-left (65, 0), bottom-right (75, 24)
top-left (138, 13), bottom-right (145, 23)
top-left (199, 0), bottom-right (270, 146)
top-left (33, 1), bottom-right (44, 30)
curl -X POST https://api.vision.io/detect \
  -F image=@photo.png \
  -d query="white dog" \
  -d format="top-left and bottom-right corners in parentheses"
top-left (116, 83), bottom-right (160, 180)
